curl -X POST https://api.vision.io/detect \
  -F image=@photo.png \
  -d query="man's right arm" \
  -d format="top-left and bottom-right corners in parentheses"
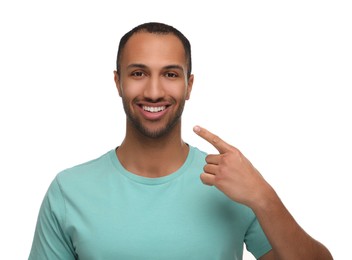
top-left (29, 178), bottom-right (76, 260)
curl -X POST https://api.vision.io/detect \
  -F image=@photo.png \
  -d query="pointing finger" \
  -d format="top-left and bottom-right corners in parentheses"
top-left (193, 125), bottom-right (232, 154)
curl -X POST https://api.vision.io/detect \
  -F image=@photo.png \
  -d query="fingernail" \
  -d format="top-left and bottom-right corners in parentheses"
top-left (193, 125), bottom-right (201, 133)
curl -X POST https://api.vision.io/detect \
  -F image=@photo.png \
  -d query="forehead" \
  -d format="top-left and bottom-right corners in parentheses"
top-left (120, 32), bottom-right (186, 68)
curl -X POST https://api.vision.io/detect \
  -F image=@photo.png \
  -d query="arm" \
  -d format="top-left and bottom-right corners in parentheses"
top-left (193, 126), bottom-right (333, 260)
top-left (254, 185), bottom-right (332, 260)
top-left (29, 178), bottom-right (76, 260)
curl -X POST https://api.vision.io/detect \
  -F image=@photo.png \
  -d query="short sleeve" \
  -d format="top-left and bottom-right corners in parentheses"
top-left (244, 217), bottom-right (272, 259)
top-left (28, 177), bottom-right (76, 260)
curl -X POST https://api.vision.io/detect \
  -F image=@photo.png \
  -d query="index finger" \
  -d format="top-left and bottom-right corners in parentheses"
top-left (193, 125), bottom-right (232, 154)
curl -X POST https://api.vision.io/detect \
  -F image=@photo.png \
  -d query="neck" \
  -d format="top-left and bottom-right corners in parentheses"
top-left (116, 122), bottom-right (189, 178)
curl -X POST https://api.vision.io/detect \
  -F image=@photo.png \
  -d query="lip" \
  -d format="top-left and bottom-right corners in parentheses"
top-left (136, 102), bottom-right (170, 121)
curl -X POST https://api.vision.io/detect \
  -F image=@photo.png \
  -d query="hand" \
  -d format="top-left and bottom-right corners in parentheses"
top-left (193, 125), bottom-right (271, 207)
top-left (193, 126), bottom-right (334, 260)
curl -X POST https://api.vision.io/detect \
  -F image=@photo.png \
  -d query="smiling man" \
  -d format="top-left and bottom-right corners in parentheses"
top-left (29, 22), bottom-right (333, 260)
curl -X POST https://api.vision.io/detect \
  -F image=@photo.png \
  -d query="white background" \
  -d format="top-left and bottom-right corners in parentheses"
top-left (1, 0), bottom-right (351, 259)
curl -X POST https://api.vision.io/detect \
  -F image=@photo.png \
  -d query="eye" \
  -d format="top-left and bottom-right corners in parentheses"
top-left (165, 72), bottom-right (178, 78)
top-left (131, 71), bottom-right (145, 77)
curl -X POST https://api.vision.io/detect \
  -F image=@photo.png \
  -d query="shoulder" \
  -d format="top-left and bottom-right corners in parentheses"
top-left (55, 149), bottom-right (115, 188)
top-left (188, 145), bottom-right (207, 163)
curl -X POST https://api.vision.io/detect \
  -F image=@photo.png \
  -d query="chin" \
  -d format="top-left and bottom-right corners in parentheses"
top-left (131, 117), bottom-right (181, 139)
top-left (137, 124), bottom-right (175, 139)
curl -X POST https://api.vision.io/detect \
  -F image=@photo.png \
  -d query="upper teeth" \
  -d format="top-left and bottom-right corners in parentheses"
top-left (143, 106), bottom-right (166, 113)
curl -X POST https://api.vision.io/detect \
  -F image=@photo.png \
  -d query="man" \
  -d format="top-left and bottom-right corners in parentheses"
top-left (29, 22), bottom-right (333, 259)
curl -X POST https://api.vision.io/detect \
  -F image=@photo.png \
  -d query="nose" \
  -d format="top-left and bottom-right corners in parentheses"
top-left (143, 76), bottom-right (165, 101)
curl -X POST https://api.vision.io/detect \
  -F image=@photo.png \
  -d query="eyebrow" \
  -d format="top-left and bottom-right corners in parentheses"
top-left (127, 63), bottom-right (184, 71)
top-left (163, 64), bottom-right (184, 71)
top-left (127, 63), bottom-right (147, 70)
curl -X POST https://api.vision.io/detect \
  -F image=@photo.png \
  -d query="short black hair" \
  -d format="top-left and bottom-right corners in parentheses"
top-left (116, 22), bottom-right (192, 78)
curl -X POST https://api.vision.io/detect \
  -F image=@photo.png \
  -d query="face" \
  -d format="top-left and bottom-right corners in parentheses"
top-left (114, 32), bottom-right (193, 138)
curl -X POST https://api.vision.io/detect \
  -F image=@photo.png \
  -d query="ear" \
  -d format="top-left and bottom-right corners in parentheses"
top-left (114, 71), bottom-right (122, 97)
top-left (185, 74), bottom-right (194, 100)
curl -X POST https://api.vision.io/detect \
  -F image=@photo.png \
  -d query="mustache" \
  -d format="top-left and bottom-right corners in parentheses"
top-left (133, 97), bottom-right (175, 104)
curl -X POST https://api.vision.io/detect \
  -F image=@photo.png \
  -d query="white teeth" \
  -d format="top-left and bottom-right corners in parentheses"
top-left (143, 106), bottom-right (166, 113)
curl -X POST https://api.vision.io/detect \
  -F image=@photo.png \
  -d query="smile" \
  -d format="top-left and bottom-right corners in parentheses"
top-left (142, 106), bottom-right (166, 113)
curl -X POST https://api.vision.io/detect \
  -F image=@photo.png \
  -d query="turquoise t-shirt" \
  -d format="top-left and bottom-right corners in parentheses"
top-left (29, 146), bottom-right (271, 259)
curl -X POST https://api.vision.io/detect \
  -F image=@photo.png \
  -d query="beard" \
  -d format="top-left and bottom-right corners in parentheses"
top-left (122, 97), bottom-right (186, 139)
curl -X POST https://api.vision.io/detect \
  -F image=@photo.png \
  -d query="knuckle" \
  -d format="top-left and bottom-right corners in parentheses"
top-left (229, 146), bottom-right (239, 154)
top-left (212, 135), bottom-right (220, 143)
top-left (229, 147), bottom-right (242, 159)
top-left (200, 173), bottom-right (213, 186)
top-left (220, 154), bottom-right (231, 165)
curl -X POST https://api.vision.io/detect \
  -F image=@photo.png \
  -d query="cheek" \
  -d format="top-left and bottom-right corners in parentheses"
top-left (167, 89), bottom-right (187, 102)
top-left (164, 81), bottom-right (189, 98)
top-left (120, 81), bottom-right (144, 98)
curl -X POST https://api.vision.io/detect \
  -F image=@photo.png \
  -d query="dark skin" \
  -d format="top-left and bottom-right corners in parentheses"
top-left (193, 126), bottom-right (333, 260)
top-left (114, 31), bottom-right (333, 260)
top-left (114, 32), bottom-right (192, 178)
